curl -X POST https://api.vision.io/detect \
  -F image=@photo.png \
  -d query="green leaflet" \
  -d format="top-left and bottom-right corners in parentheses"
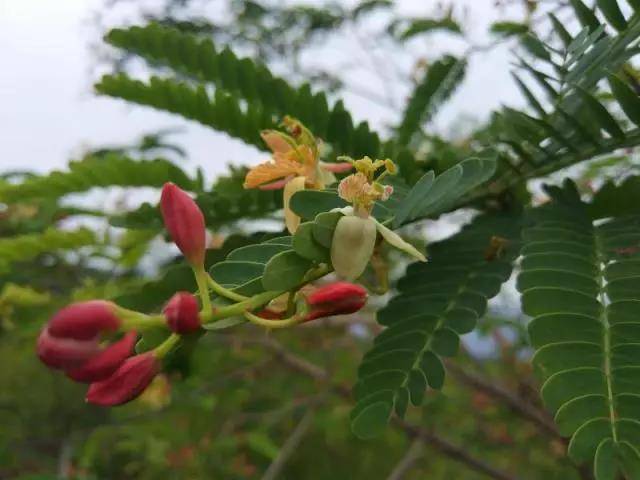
top-left (262, 251), bottom-right (314, 291)
top-left (208, 236), bottom-right (292, 296)
top-left (570, 0), bottom-right (601, 32)
top-left (518, 181), bottom-right (640, 476)
top-left (289, 190), bottom-right (348, 221)
top-left (549, 12), bottom-right (573, 48)
top-left (292, 222), bottom-right (331, 263)
top-left (608, 74), bottom-right (640, 127)
top-left (596, 0), bottom-right (627, 31)
top-left (207, 224), bottom-right (329, 297)
top-left (589, 175), bottom-right (640, 219)
top-left (350, 212), bottom-right (522, 439)
top-left (116, 233), bottom-right (264, 312)
top-left (573, 86), bottom-right (625, 139)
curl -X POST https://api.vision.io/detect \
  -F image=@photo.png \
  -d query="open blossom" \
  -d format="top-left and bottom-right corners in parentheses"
top-left (338, 172), bottom-right (393, 216)
top-left (160, 182), bottom-right (206, 267)
top-left (36, 301), bottom-right (137, 383)
top-left (304, 282), bottom-right (368, 321)
top-left (331, 157), bottom-right (425, 280)
top-left (86, 352), bottom-right (160, 406)
top-left (243, 117), bottom-right (352, 233)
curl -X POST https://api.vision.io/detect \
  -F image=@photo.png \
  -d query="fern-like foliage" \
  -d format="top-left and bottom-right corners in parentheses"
top-left (518, 181), bottom-right (640, 478)
top-left (100, 24), bottom-right (381, 158)
top-left (0, 228), bottom-right (95, 270)
top-left (96, 74), bottom-right (272, 149)
top-left (485, 2), bottom-right (640, 193)
top-left (350, 212), bottom-right (521, 438)
top-left (0, 154), bottom-right (193, 203)
top-left (396, 55), bottom-right (466, 145)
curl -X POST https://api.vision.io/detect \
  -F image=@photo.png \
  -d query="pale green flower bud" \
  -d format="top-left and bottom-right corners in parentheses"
top-left (330, 215), bottom-right (377, 280)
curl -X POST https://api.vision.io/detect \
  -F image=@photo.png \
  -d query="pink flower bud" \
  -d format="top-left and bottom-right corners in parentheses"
top-left (86, 352), bottom-right (160, 406)
top-left (163, 292), bottom-right (201, 334)
top-left (160, 182), bottom-right (206, 267)
top-left (304, 282), bottom-right (367, 321)
top-left (66, 331), bottom-right (138, 383)
top-left (48, 300), bottom-right (120, 340)
top-left (37, 328), bottom-right (100, 370)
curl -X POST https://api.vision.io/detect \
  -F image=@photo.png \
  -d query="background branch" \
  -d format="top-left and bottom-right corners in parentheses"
top-left (246, 335), bottom-right (519, 480)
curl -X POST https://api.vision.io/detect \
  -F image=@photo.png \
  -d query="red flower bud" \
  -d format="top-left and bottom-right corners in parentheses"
top-left (37, 328), bottom-right (100, 370)
top-left (163, 292), bottom-right (201, 334)
top-left (86, 352), bottom-right (160, 406)
top-left (48, 300), bottom-right (120, 340)
top-left (304, 282), bottom-right (367, 321)
top-left (66, 331), bottom-right (138, 383)
top-left (160, 182), bottom-right (206, 267)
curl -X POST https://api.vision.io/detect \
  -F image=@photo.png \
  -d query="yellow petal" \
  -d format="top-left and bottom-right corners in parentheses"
top-left (244, 157), bottom-right (302, 189)
top-left (261, 130), bottom-right (294, 155)
top-left (337, 173), bottom-right (369, 203)
top-left (283, 176), bottom-right (306, 234)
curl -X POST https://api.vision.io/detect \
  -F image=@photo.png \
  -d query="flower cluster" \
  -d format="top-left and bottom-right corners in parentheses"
top-left (36, 181), bottom-right (368, 406)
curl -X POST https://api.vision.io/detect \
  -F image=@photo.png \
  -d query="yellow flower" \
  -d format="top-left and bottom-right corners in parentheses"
top-left (244, 118), bottom-right (352, 233)
top-left (337, 158), bottom-right (394, 217)
top-left (329, 157), bottom-right (425, 280)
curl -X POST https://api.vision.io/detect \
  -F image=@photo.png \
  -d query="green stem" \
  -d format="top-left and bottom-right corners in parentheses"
top-left (207, 274), bottom-right (249, 302)
top-left (193, 265), bottom-right (212, 314)
top-left (244, 310), bottom-right (303, 329)
top-left (285, 291), bottom-right (297, 316)
top-left (204, 291), bottom-right (280, 324)
top-left (115, 306), bottom-right (166, 331)
top-left (154, 333), bottom-right (181, 358)
top-left (202, 264), bottom-right (333, 325)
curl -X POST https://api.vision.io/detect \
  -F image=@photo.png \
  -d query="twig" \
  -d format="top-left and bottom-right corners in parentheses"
top-left (386, 438), bottom-right (424, 480)
top-left (260, 408), bottom-right (316, 480)
top-left (444, 360), bottom-right (560, 439)
top-left (247, 336), bottom-right (519, 480)
top-left (393, 418), bottom-right (517, 480)
top-left (57, 436), bottom-right (73, 479)
top-left (444, 361), bottom-right (594, 480)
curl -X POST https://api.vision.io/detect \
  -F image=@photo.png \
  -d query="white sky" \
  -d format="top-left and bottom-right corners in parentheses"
top-left (0, 0), bottom-right (529, 179)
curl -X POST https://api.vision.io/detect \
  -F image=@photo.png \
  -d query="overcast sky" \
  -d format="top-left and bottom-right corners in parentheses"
top-left (0, 0), bottom-right (529, 179)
